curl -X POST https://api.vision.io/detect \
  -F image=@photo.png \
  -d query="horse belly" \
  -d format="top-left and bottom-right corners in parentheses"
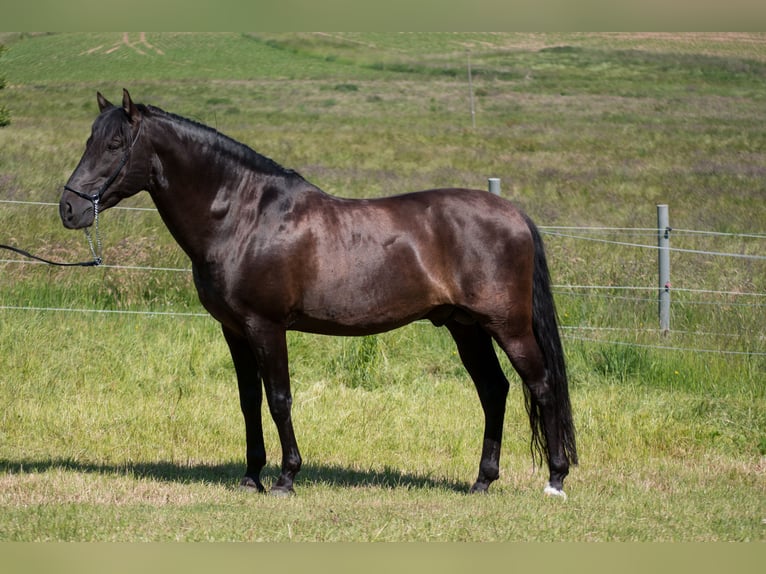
top-left (296, 246), bottom-right (446, 335)
top-left (296, 285), bottom-right (439, 335)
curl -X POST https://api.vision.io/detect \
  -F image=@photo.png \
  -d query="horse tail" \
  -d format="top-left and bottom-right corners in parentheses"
top-left (523, 214), bottom-right (578, 468)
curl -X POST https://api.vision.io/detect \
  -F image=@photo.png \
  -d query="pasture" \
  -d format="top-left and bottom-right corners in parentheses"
top-left (0, 33), bottom-right (764, 541)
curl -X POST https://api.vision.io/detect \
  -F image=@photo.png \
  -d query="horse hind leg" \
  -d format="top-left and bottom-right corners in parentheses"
top-left (491, 329), bottom-right (572, 499)
top-left (446, 321), bottom-right (510, 493)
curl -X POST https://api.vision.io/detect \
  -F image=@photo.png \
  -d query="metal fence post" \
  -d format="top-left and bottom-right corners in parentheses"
top-left (488, 177), bottom-right (501, 196)
top-left (657, 204), bottom-right (671, 333)
top-left (467, 51), bottom-right (476, 129)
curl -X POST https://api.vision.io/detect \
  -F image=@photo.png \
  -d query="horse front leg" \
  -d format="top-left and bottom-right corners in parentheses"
top-left (222, 326), bottom-right (267, 492)
top-left (246, 319), bottom-right (302, 496)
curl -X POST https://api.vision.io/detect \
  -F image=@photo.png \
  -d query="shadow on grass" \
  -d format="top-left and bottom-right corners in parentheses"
top-left (0, 457), bottom-right (470, 493)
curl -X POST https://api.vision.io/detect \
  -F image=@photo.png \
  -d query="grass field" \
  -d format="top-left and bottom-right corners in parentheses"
top-left (0, 33), bottom-right (764, 541)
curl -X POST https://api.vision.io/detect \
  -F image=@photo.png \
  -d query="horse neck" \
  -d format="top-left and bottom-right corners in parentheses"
top-left (144, 114), bottom-right (261, 263)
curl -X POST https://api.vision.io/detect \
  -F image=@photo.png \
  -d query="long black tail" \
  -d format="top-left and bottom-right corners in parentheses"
top-left (523, 214), bottom-right (578, 467)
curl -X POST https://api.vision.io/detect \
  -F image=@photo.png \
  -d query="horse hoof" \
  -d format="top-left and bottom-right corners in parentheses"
top-left (239, 477), bottom-right (265, 493)
top-left (269, 485), bottom-right (295, 498)
top-left (543, 483), bottom-right (567, 500)
top-left (469, 482), bottom-right (490, 494)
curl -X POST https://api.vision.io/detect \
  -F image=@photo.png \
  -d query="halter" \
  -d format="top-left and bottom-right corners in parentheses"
top-left (63, 120), bottom-right (143, 265)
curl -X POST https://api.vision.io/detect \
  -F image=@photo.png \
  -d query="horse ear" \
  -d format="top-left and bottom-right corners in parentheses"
top-left (97, 92), bottom-right (112, 112)
top-left (122, 89), bottom-right (140, 123)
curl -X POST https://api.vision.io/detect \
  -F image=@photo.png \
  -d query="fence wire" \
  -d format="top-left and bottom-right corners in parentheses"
top-left (2, 197), bottom-right (764, 356)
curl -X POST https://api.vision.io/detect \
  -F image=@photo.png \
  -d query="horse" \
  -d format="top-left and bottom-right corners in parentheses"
top-left (60, 89), bottom-right (577, 498)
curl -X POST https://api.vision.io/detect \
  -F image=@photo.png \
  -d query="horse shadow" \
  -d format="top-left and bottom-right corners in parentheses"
top-left (0, 457), bottom-right (469, 493)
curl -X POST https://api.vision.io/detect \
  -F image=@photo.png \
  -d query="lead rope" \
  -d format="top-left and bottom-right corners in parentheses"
top-left (0, 195), bottom-right (103, 266)
top-left (4, 116), bottom-right (145, 268)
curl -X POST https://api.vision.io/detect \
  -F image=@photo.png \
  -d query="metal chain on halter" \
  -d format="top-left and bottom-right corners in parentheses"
top-left (82, 198), bottom-right (103, 265)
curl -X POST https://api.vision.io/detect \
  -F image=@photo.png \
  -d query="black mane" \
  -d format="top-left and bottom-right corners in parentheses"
top-left (143, 104), bottom-right (304, 181)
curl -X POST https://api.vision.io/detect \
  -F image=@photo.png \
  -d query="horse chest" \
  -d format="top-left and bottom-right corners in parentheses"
top-left (191, 264), bottom-right (244, 329)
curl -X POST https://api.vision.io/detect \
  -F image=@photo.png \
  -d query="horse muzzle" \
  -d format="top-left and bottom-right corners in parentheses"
top-left (59, 188), bottom-right (95, 230)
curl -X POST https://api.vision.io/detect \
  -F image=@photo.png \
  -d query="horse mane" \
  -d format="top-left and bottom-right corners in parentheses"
top-left (142, 104), bottom-right (305, 181)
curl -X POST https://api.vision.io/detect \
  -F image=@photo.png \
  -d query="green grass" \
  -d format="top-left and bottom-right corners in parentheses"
top-left (0, 33), bottom-right (764, 541)
top-left (1, 313), bottom-right (762, 541)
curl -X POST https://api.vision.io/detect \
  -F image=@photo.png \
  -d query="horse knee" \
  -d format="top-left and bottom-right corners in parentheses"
top-left (266, 390), bottom-right (293, 421)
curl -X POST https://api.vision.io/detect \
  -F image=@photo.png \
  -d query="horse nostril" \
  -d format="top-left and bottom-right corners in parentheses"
top-left (60, 199), bottom-right (75, 225)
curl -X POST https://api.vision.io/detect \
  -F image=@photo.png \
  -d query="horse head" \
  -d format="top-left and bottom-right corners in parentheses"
top-left (60, 89), bottom-right (148, 229)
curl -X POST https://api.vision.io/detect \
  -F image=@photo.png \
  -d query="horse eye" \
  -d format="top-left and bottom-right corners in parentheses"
top-left (107, 139), bottom-right (122, 151)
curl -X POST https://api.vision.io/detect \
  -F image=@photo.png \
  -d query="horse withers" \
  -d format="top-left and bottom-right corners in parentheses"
top-left (60, 90), bottom-right (577, 497)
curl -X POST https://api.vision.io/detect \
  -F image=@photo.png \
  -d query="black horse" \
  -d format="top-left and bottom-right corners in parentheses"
top-left (60, 90), bottom-right (577, 497)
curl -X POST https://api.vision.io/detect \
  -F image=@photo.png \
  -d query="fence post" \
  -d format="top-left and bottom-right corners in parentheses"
top-left (488, 177), bottom-right (501, 196)
top-left (657, 204), bottom-right (671, 333)
top-left (467, 51), bottom-right (476, 129)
